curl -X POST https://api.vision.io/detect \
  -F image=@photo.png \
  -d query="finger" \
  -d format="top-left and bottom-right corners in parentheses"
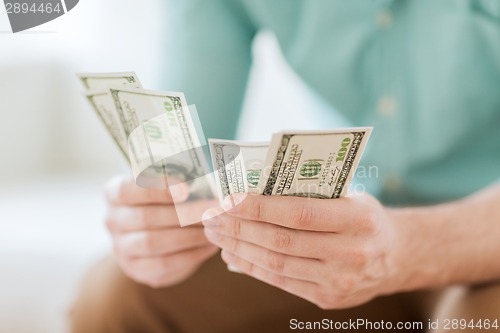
top-left (115, 228), bottom-right (211, 258)
top-left (222, 193), bottom-right (358, 232)
top-left (205, 228), bottom-right (323, 281)
top-left (220, 250), bottom-right (320, 305)
top-left (203, 212), bottom-right (334, 259)
top-left (124, 245), bottom-right (218, 285)
top-left (105, 175), bottom-right (189, 206)
top-left (107, 200), bottom-right (216, 233)
top-left (107, 205), bottom-right (179, 232)
top-left (203, 213), bottom-right (371, 266)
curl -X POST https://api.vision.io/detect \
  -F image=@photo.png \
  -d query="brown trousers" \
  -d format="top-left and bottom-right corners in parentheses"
top-left (70, 254), bottom-right (500, 333)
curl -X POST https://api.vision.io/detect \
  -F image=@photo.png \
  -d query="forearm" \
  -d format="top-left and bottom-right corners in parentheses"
top-left (162, 0), bottom-right (254, 140)
top-left (389, 184), bottom-right (500, 293)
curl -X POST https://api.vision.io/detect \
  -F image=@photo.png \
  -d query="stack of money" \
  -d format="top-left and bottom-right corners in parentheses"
top-left (209, 128), bottom-right (371, 203)
top-left (79, 72), bottom-right (143, 160)
top-left (78, 72), bottom-right (213, 197)
top-left (78, 72), bottom-right (372, 210)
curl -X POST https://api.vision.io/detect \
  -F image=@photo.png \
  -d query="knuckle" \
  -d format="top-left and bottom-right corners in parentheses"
top-left (336, 276), bottom-right (357, 294)
top-left (137, 207), bottom-right (154, 228)
top-left (357, 211), bottom-right (379, 233)
top-left (352, 245), bottom-right (372, 266)
top-left (272, 228), bottom-right (294, 250)
top-left (266, 251), bottom-right (286, 273)
top-left (255, 200), bottom-right (265, 221)
top-left (217, 214), bottom-right (242, 238)
top-left (289, 204), bottom-right (313, 228)
top-left (146, 188), bottom-right (168, 204)
top-left (141, 233), bottom-right (157, 254)
top-left (269, 273), bottom-right (287, 287)
top-left (228, 216), bottom-right (242, 238)
top-left (241, 197), bottom-right (265, 221)
top-left (247, 262), bottom-right (257, 275)
top-left (229, 239), bottom-right (241, 254)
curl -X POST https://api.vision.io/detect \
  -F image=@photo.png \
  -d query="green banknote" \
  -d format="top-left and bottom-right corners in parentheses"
top-left (109, 87), bottom-right (214, 197)
top-left (77, 72), bottom-right (142, 90)
top-left (209, 139), bottom-right (268, 202)
top-left (257, 128), bottom-right (372, 198)
top-left (78, 72), bottom-right (143, 160)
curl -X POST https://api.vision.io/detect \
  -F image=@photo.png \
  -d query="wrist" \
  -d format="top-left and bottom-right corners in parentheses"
top-left (386, 193), bottom-right (500, 292)
top-left (384, 205), bottom-right (451, 293)
top-left (380, 185), bottom-right (500, 295)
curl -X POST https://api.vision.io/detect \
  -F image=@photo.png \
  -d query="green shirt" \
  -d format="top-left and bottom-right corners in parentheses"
top-left (163, 0), bottom-right (500, 205)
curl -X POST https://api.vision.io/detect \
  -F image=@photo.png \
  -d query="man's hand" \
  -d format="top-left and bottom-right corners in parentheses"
top-left (202, 193), bottom-right (405, 309)
top-left (105, 175), bottom-right (219, 288)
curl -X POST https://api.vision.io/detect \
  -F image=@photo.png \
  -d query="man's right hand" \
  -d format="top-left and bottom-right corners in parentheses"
top-left (104, 175), bottom-right (219, 288)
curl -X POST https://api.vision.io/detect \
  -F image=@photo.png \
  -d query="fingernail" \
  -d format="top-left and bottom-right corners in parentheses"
top-left (204, 228), bottom-right (221, 242)
top-left (222, 193), bottom-right (246, 214)
top-left (201, 209), bottom-right (220, 227)
top-left (170, 185), bottom-right (188, 202)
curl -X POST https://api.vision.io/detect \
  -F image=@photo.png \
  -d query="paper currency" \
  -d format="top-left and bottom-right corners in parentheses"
top-left (208, 128), bottom-right (371, 202)
top-left (77, 72), bottom-right (373, 229)
top-left (257, 128), bottom-right (372, 198)
top-left (78, 72), bottom-right (143, 160)
top-left (108, 87), bottom-right (215, 199)
top-left (209, 139), bottom-right (268, 202)
top-left (85, 89), bottom-right (130, 159)
top-left (78, 72), bottom-right (142, 90)
top-left (78, 72), bottom-right (215, 202)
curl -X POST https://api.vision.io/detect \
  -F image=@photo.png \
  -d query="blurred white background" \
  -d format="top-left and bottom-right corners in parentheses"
top-left (0, 1), bottom-right (342, 332)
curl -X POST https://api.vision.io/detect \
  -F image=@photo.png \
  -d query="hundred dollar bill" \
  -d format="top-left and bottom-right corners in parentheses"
top-left (85, 89), bottom-right (130, 160)
top-left (78, 72), bottom-right (143, 160)
top-left (209, 139), bottom-right (268, 272)
top-left (257, 128), bottom-right (372, 198)
top-left (209, 139), bottom-right (268, 202)
top-left (77, 72), bottom-right (142, 90)
top-left (109, 87), bottom-right (214, 198)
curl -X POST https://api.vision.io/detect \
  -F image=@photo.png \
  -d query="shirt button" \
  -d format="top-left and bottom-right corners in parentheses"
top-left (376, 10), bottom-right (393, 28)
top-left (377, 96), bottom-right (397, 117)
top-left (384, 174), bottom-right (402, 193)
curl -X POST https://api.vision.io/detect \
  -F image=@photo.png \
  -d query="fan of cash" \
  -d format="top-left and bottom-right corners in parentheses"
top-left (78, 72), bottom-right (372, 210)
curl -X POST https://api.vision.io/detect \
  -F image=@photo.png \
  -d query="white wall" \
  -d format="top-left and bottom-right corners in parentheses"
top-left (0, 0), bottom-right (166, 183)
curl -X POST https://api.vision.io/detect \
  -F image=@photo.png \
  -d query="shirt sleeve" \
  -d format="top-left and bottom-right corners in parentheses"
top-left (161, 0), bottom-right (256, 140)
